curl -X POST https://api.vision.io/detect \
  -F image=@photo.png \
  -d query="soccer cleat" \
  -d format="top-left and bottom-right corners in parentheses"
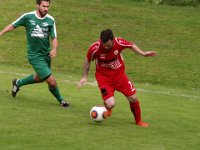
top-left (106, 109), bottom-right (112, 117)
top-left (136, 121), bottom-right (149, 127)
top-left (12, 79), bottom-right (20, 98)
top-left (60, 100), bottom-right (70, 108)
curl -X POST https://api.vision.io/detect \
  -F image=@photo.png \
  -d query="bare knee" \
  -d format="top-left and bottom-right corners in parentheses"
top-left (127, 94), bottom-right (138, 103)
top-left (34, 75), bottom-right (43, 83)
top-left (104, 97), bottom-right (115, 109)
top-left (46, 75), bottom-right (57, 88)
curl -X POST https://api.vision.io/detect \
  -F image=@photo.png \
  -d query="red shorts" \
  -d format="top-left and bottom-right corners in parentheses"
top-left (95, 73), bottom-right (136, 100)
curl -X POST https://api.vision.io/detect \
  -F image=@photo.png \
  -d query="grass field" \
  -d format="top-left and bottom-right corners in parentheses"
top-left (1, 0), bottom-right (200, 88)
top-left (0, 64), bottom-right (200, 150)
top-left (0, 0), bottom-right (200, 150)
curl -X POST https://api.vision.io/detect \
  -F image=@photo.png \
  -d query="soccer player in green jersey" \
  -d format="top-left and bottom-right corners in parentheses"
top-left (0, 0), bottom-right (69, 107)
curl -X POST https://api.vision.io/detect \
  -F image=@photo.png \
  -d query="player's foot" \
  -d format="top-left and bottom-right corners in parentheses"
top-left (106, 109), bottom-right (112, 117)
top-left (12, 79), bottom-right (20, 98)
top-left (136, 121), bottom-right (149, 127)
top-left (60, 100), bottom-right (70, 108)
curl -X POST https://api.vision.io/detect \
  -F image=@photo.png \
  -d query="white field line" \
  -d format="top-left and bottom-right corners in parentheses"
top-left (63, 80), bottom-right (200, 99)
top-left (0, 70), bottom-right (27, 76)
top-left (0, 70), bottom-right (199, 99)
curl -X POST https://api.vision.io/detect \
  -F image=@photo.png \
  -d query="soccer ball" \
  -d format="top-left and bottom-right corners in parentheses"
top-left (90, 106), bottom-right (108, 122)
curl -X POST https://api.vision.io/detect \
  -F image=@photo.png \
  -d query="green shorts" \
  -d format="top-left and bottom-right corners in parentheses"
top-left (28, 57), bottom-right (51, 80)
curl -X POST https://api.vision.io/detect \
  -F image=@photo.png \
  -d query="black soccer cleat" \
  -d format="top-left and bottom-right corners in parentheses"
top-left (60, 100), bottom-right (70, 108)
top-left (12, 79), bottom-right (20, 98)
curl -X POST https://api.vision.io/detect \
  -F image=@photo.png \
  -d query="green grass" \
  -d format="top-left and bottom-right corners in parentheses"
top-left (0, 0), bottom-right (200, 88)
top-left (0, 0), bottom-right (200, 149)
top-left (145, 0), bottom-right (200, 6)
top-left (0, 64), bottom-right (200, 150)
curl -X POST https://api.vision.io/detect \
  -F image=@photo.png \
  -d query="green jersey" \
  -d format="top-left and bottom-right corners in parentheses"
top-left (12, 11), bottom-right (57, 59)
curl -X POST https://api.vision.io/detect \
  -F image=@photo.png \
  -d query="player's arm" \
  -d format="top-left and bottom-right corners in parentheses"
top-left (130, 44), bottom-right (157, 57)
top-left (0, 24), bottom-right (16, 36)
top-left (49, 37), bottom-right (58, 58)
top-left (78, 58), bottom-right (91, 89)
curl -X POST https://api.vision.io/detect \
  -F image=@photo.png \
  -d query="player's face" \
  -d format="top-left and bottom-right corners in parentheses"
top-left (102, 40), bottom-right (114, 51)
top-left (37, 1), bottom-right (50, 17)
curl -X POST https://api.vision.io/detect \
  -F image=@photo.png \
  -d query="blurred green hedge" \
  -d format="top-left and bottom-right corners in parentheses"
top-left (134, 0), bottom-right (200, 6)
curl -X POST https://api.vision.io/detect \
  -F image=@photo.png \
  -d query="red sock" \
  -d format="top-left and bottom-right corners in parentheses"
top-left (106, 108), bottom-right (112, 116)
top-left (104, 103), bottom-right (112, 116)
top-left (129, 100), bottom-right (141, 123)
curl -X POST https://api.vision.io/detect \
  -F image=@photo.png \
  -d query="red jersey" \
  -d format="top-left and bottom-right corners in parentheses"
top-left (87, 37), bottom-right (134, 76)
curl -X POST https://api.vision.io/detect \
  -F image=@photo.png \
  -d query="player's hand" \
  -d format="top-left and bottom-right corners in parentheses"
top-left (144, 51), bottom-right (157, 57)
top-left (49, 49), bottom-right (57, 58)
top-left (78, 78), bottom-right (87, 89)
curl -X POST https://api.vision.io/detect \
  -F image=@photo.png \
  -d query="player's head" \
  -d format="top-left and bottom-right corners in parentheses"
top-left (36, 0), bottom-right (50, 5)
top-left (36, 0), bottom-right (51, 17)
top-left (100, 29), bottom-right (114, 51)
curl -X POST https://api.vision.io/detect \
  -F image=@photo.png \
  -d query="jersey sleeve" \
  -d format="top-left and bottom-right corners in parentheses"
top-left (87, 42), bottom-right (100, 62)
top-left (50, 20), bottom-right (57, 38)
top-left (12, 13), bottom-right (27, 27)
top-left (115, 37), bottom-right (134, 49)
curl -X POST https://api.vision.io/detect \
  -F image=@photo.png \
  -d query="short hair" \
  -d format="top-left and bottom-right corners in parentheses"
top-left (100, 29), bottom-right (114, 43)
top-left (36, 0), bottom-right (51, 5)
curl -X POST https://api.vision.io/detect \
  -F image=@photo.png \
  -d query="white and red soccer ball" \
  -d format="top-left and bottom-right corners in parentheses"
top-left (90, 106), bottom-right (108, 122)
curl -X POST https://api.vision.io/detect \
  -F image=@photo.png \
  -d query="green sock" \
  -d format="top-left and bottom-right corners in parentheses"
top-left (17, 74), bottom-right (35, 88)
top-left (48, 85), bottom-right (64, 103)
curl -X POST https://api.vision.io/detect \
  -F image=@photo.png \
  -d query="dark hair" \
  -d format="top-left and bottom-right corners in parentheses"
top-left (36, 0), bottom-right (51, 5)
top-left (100, 29), bottom-right (114, 43)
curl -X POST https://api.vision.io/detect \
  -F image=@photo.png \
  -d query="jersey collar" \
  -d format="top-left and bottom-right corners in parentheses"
top-left (34, 11), bottom-right (47, 20)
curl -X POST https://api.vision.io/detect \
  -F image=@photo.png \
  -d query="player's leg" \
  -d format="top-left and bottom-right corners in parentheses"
top-left (104, 96), bottom-right (115, 116)
top-left (127, 94), bottom-right (149, 127)
top-left (28, 57), bottom-right (69, 107)
top-left (17, 74), bottom-right (42, 86)
top-left (36, 57), bottom-right (68, 107)
top-left (12, 58), bottom-right (48, 97)
top-left (96, 74), bottom-right (115, 116)
top-left (12, 74), bottom-right (43, 97)
top-left (115, 74), bottom-right (149, 127)
top-left (46, 75), bottom-right (69, 107)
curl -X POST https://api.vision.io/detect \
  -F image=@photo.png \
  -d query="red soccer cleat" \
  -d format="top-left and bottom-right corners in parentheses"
top-left (136, 121), bottom-right (149, 127)
top-left (106, 109), bottom-right (112, 117)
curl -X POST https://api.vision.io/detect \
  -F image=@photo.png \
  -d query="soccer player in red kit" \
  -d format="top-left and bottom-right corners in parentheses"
top-left (78, 29), bottom-right (157, 127)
